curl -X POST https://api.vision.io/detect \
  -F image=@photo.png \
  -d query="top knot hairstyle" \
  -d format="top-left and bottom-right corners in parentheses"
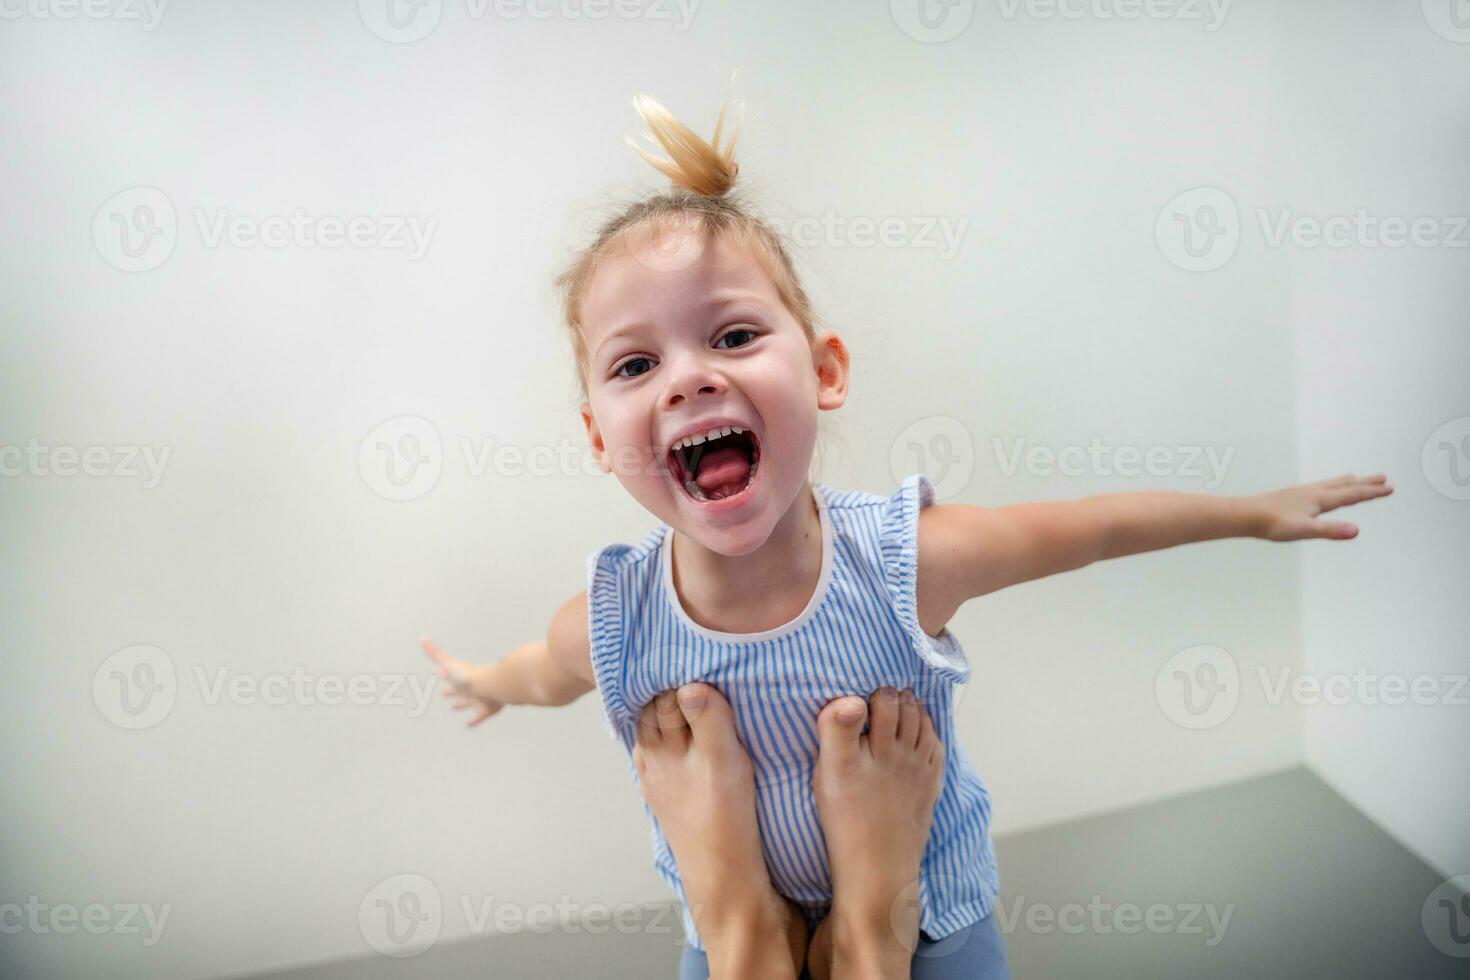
top-left (625, 92), bottom-right (741, 199)
top-left (554, 93), bottom-right (824, 400)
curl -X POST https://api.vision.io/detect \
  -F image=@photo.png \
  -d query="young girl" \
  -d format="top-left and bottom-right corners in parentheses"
top-left (420, 93), bottom-right (1393, 979)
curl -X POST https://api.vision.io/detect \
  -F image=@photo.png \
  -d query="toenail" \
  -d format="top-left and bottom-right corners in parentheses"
top-left (900, 689), bottom-right (916, 703)
top-left (836, 700), bottom-right (864, 723)
top-left (880, 687), bottom-right (900, 702)
top-left (677, 687), bottom-right (707, 710)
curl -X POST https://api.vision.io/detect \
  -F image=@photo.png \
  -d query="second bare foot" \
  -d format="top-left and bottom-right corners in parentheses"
top-left (808, 687), bottom-right (944, 980)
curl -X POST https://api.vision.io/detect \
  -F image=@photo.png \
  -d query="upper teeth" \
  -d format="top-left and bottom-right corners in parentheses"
top-left (671, 425), bottom-right (744, 452)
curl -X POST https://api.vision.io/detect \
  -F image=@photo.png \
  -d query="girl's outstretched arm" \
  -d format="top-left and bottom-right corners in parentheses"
top-left (915, 472), bottom-right (1394, 637)
top-left (421, 590), bottom-right (595, 727)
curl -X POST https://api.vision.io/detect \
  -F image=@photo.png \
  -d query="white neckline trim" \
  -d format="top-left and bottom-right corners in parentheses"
top-left (660, 484), bottom-right (835, 643)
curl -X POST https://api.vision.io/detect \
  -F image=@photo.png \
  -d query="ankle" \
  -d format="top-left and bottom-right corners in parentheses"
top-left (829, 906), bottom-right (915, 980)
top-left (695, 901), bottom-right (802, 979)
top-left (702, 921), bottom-right (800, 979)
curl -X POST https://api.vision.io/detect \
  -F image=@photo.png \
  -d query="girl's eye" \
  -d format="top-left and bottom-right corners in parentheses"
top-left (613, 356), bottom-right (655, 379)
top-left (715, 328), bottom-right (756, 349)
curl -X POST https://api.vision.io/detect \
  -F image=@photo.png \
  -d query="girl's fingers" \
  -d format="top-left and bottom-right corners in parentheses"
top-left (1322, 521), bottom-right (1358, 539)
top-left (1322, 472), bottom-right (1388, 490)
top-left (1320, 483), bottom-right (1393, 512)
top-left (420, 635), bottom-right (448, 666)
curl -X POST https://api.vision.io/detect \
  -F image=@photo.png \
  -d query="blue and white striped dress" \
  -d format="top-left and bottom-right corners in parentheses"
top-left (585, 473), bottom-right (999, 950)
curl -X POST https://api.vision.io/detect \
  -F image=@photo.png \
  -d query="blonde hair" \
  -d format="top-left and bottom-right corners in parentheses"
top-left (553, 93), bottom-right (828, 401)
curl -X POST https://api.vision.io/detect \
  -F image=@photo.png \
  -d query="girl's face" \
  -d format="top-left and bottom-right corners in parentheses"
top-left (579, 222), bottom-right (847, 556)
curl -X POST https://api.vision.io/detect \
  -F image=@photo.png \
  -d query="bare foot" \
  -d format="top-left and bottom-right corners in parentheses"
top-left (806, 687), bottom-right (944, 980)
top-left (633, 683), bottom-right (808, 979)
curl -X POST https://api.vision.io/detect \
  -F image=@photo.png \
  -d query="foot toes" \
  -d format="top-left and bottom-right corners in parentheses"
top-left (917, 708), bottom-right (938, 752)
top-left (677, 682), bottom-right (739, 751)
top-left (635, 699), bottom-right (662, 747)
top-left (654, 689), bottom-right (690, 750)
top-left (868, 686), bottom-right (901, 750)
top-left (897, 688), bottom-right (922, 748)
top-left (817, 695), bottom-right (868, 767)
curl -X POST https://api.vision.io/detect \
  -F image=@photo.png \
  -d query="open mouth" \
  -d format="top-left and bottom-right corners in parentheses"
top-left (667, 427), bottom-right (762, 503)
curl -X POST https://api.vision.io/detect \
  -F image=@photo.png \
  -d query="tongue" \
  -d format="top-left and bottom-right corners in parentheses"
top-left (694, 446), bottom-right (752, 498)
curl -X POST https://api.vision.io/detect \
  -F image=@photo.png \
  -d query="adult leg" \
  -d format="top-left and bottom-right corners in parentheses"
top-left (634, 683), bottom-right (808, 979)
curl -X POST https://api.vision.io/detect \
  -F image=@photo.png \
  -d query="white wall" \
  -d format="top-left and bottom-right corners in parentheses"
top-left (1271, 0), bottom-right (1470, 880)
top-left (3, 2), bottom-right (1451, 977)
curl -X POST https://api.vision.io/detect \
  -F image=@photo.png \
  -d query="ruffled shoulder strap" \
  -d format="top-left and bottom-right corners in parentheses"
top-left (584, 525), bottom-right (666, 737)
top-left (878, 473), bottom-right (971, 684)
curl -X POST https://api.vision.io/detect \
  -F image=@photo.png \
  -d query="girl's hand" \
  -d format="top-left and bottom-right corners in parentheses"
top-left (420, 635), bottom-right (504, 727)
top-left (1249, 472), bottom-right (1393, 542)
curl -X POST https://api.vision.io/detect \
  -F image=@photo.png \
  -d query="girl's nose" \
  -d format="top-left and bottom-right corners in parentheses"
top-left (663, 357), bottom-right (727, 408)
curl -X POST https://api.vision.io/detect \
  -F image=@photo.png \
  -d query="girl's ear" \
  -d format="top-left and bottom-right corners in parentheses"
top-left (580, 402), bottom-right (613, 474)
top-left (813, 332), bottom-right (850, 411)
